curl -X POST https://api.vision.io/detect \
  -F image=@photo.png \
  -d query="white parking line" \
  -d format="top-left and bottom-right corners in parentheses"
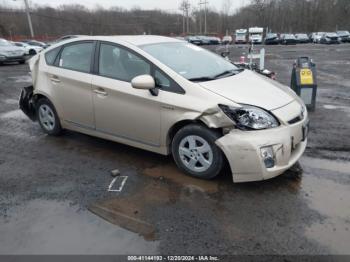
top-left (107, 176), bottom-right (128, 192)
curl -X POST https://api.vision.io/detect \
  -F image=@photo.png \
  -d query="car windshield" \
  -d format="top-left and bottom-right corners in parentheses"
top-left (0, 39), bottom-right (11, 46)
top-left (337, 31), bottom-right (349, 36)
top-left (296, 34), bottom-right (308, 38)
top-left (267, 34), bottom-right (277, 38)
top-left (285, 34), bottom-right (295, 39)
top-left (141, 42), bottom-right (239, 81)
top-left (326, 33), bottom-right (338, 37)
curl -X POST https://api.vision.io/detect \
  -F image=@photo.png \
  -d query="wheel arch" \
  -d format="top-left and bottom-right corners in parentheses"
top-left (33, 91), bottom-right (53, 107)
top-left (167, 119), bottom-right (224, 152)
top-left (32, 91), bottom-right (61, 119)
top-left (167, 118), bottom-right (232, 174)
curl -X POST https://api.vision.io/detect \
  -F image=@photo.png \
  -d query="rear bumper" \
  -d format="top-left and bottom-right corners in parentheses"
top-left (0, 55), bottom-right (25, 62)
top-left (216, 117), bottom-right (308, 183)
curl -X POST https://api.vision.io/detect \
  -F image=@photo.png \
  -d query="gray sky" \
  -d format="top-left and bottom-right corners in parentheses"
top-left (1, 0), bottom-right (249, 13)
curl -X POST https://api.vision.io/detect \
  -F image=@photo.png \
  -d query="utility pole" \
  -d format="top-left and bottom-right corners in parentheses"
top-left (198, 1), bottom-right (202, 34)
top-left (199, 0), bottom-right (208, 35)
top-left (182, 9), bottom-right (185, 34)
top-left (13, 0), bottom-right (34, 38)
top-left (186, 1), bottom-right (189, 34)
top-left (179, 0), bottom-right (190, 35)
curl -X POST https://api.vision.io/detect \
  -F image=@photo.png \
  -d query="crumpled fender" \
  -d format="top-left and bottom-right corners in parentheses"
top-left (198, 106), bottom-right (233, 128)
top-left (28, 54), bottom-right (40, 87)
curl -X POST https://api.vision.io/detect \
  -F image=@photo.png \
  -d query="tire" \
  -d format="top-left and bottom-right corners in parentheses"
top-left (29, 49), bottom-right (36, 55)
top-left (171, 124), bottom-right (224, 180)
top-left (36, 98), bottom-right (62, 136)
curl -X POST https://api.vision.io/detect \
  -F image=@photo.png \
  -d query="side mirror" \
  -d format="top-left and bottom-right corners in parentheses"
top-left (131, 75), bottom-right (155, 90)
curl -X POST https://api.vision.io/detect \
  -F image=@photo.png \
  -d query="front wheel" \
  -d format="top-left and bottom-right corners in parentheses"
top-left (36, 98), bottom-right (62, 136)
top-left (172, 124), bottom-right (224, 180)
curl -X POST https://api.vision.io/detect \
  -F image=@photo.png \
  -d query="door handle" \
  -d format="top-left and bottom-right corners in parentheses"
top-left (50, 75), bottom-right (61, 83)
top-left (93, 88), bottom-right (108, 96)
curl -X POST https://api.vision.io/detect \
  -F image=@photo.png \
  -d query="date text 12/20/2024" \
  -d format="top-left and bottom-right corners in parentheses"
top-left (127, 256), bottom-right (220, 261)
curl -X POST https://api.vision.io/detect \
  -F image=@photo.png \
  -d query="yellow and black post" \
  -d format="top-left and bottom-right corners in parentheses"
top-left (290, 57), bottom-right (317, 111)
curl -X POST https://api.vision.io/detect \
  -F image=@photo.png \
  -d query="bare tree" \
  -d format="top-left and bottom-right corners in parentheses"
top-left (0, 0), bottom-right (349, 39)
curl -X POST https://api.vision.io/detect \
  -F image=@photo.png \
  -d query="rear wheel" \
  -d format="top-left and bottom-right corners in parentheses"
top-left (172, 124), bottom-right (224, 180)
top-left (36, 98), bottom-right (62, 136)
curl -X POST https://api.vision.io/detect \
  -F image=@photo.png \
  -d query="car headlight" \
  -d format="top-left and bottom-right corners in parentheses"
top-left (219, 104), bottom-right (280, 130)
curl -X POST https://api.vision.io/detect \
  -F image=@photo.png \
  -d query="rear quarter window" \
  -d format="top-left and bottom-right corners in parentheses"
top-left (45, 47), bottom-right (61, 65)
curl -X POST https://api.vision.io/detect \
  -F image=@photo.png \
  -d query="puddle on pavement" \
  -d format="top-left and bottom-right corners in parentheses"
top-left (90, 154), bottom-right (349, 248)
top-left (89, 162), bottom-right (221, 240)
top-left (301, 175), bottom-right (350, 254)
top-left (301, 157), bottom-right (350, 174)
top-left (296, 155), bottom-right (350, 254)
top-left (0, 199), bottom-right (158, 254)
top-left (143, 163), bottom-right (219, 193)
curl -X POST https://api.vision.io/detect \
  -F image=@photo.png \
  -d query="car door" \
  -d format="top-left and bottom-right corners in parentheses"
top-left (47, 41), bottom-right (95, 129)
top-left (91, 42), bottom-right (161, 147)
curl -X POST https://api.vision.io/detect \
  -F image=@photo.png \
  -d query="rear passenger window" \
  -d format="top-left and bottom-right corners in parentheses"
top-left (99, 43), bottom-right (151, 82)
top-left (45, 47), bottom-right (61, 65)
top-left (59, 42), bottom-right (94, 73)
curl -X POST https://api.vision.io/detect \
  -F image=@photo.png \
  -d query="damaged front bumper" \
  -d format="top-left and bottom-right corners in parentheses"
top-left (216, 117), bottom-right (308, 183)
top-left (19, 85), bottom-right (36, 121)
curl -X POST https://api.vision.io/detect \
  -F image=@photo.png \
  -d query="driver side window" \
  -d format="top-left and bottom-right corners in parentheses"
top-left (99, 43), bottom-right (151, 82)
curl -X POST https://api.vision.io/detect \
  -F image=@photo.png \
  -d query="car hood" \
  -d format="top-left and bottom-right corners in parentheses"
top-left (198, 70), bottom-right (296, 111)
top-left (0, 46), bottom-right (24, 52)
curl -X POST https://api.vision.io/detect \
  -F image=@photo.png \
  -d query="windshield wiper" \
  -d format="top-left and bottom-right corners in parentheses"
top-left (213, 69), bottom-right (243, 79)
top-left (189, 69), bottom-right (243, 82)
top-left (188, 76), bottom-right (215, 82)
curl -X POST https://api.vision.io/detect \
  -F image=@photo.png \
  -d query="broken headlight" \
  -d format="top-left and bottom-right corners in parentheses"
top-left (219, 104), bottom-right (279, 130)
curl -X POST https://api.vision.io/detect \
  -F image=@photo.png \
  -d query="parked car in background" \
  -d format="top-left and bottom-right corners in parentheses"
top-left (186, 36), bottom-right (202, 45)
top-left (56, 35), bottom-right (85, 42)
top-left (20, 35), bottom-right (308, 183)
top-left (21, 40), bottom-right (48, 49)
top-left (208, 36), bottom-right (221, 45)
top-left (174, 36), bottom-right (186, 41)
top-left (264, 33), bottom-right (280, 45)
top-left (310, 32), bottom-right (325, 43)
top-left (280, 34), bottom-right (297, 45)
top-left (320, 33), bottom-right (340, 44)
top-left (295, 33), bottom-right (310, 44)
top-left (13, 42), bottom-right (43, 55)
top-left (46, 35), bottom-right (86, 46)
top-left (0, 38), bottom-right (26, 65)
top-left (222, 35), bottom-right (233, 45)
top-left (196, 36), bottom-right (211, 45)
top-left (336, 31), bottom-right (350, 43)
